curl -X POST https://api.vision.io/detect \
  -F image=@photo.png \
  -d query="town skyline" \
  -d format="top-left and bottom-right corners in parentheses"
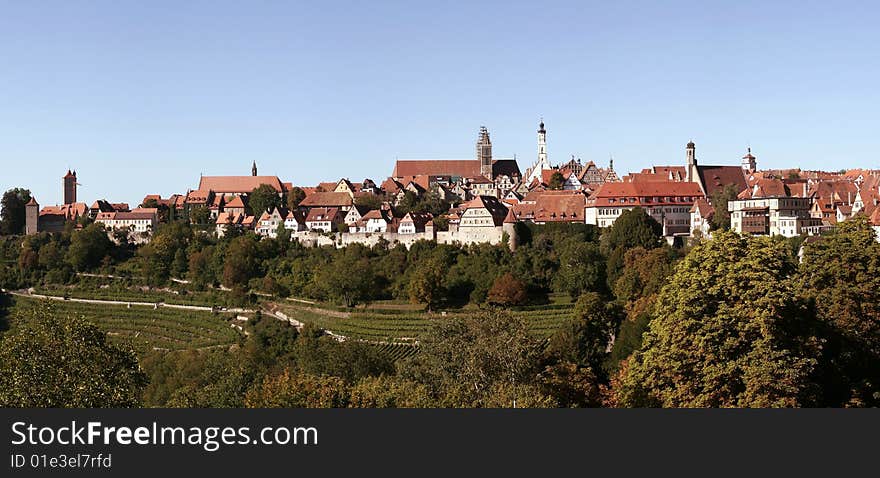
top-left (7, 127), bottom-right (876, 208)
top-left (3, 2), bottom-right (880, 205)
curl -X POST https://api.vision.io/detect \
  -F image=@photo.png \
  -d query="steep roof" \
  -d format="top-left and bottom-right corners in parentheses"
top-left (739, 178), bottom-right (791, 199)
top-left (305, 207), bottom-right (341, 222)
top-left (492, 159), bottom-right (521, 178)
top-left (591, 181), bottom-right (704, 207)
top-left (461, 195), bottom-right (509, 226)
top-left (513, 190), bottom-right (586, 223)
top-left (225, 195), bottom-right (246, 209)
top-left (870, 206), bottom-right (880, 226)
top-left (299, 192), bottom-right (353, 208)
top-left (39, 203), bottom-right (87, 220)
top-left (690, 198), bottom-right (715, 218)
top-left (696, 165), bottom-right (747, 197)
top-left (198, 176), bottom-right (285, 194)
top-left (401, 212), bottom-right (434, 228)
top-left (186, 189), bottom-right (211, 204)
top-left (362, 209), bottom-right (390, 222)
top-left (393, 159), bottom-right (482, 178)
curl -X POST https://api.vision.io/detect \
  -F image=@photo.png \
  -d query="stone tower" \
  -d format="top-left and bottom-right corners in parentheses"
top-left (685, 141), bottom-right (697, 183)
top-left (25, 196), bottom-right (39, 235)
top-left (502, 207), bottom-right (518, 252)
top-left (741, 147), bottom-right (756, 172)
top-left (63, 170), bottom-right (77, 205)
top-left (252, 160), bottom-right (258, 176)
top-left (477, 126), bottom-right (493, 179)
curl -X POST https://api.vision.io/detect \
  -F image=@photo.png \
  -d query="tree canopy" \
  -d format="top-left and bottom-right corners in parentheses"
top-left (613, 232), bottom-right (820, 407)
top-left (0, 188), bottom-right (32, 236)
top-left (249, 184), bottom-right (282, 216)
top-left (797, 217), bottom-right (880, 406)
top-left (0, 302), bottom-right (146, 407)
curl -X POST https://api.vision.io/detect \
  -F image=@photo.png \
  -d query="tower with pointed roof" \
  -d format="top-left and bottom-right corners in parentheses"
top-left (538, 119), bottom-right (547, 166)
top-left (63, 170), bottom-right (77, 205)
top-left (252, 161), bottom-right (258, 177)
top-left (502, 207), bottom-right (518, 251)
top-left (477, 126), bottom-right (493, 179)
top-left (25, 196), bottom-right (39, 234)
top-left (741, 147), bottom-right (756, 172)
top-left (525, 119), bottom-right (553, 184)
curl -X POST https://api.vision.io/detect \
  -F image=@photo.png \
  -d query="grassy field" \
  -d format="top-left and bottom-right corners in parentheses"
top-left (276, 295), bottom-right (575, 345)
top-left (7, 295), bottom-right (242, 356)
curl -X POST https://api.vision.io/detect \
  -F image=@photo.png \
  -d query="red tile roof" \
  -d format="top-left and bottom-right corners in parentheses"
top-left (198, 176), bottom-right (285, 194)
top-left (739, 178), bottom-right (791, 199)
top-left (696, 165), bottom-right (747, 197)
top-left (591, 181), bottom-right (704, 207)
top-left (225, 196), bottom-right (246, 209)
top-left (39, 203), bottom-right (87, 220)
top-left (513, 190), bottom-right (587, 222)
top-left (393, 160), bottom-right (482, 178)
top-left (305, 207), bottom-right (341, 222)
top-left (299, 192), bottom-right (353, 208)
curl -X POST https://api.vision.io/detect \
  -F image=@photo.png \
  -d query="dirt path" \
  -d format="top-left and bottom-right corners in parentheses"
top-left (9, 290), bottom-right (255, 314)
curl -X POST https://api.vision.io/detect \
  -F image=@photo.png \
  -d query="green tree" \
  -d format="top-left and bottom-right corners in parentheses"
top-left (0, 188), bottom-right (32, 235)
top-left (553, 241), bottom-right (606, 299)
top-left (601, 207), bottom-right (662, 252)
top-left (407, 256), bottom-right (447, 310)
top-left (547, 292), bottom-right (623, 378)
top-left (249, 184), bottom-right (282, 217)
top-left (245, 369), bottom-right (349, 407)
top-left (354, 194), bottom-right (383, 210)
top-left (614, 232), bottom-right (820, 408)
top-left (548, 171), bottom-right (565, 190)
top-left (348, 376), bottom-right (434, 408)
top-left (66, 223), bottom-right (113, 271)
top-left (0, 302), bottom-right (146, 407)
top-left (222, 236), bottom-right (260, 288)
top-left (188, 205), bottom-right (211, 225)
top-left (398, 310), bottom-right (547, 407)
top-left (709, 183), bottom-right (741, 231)
top-left (286, 187), bottom-right (306, 210)
top-left (171, 248), bottom-right (188, 278)
top-left (797, 217), bottom-right (880, 406)
top-left (313, 253), bottom-right (376, 307)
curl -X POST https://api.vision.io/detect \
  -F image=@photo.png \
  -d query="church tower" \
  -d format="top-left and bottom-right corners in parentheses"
top-left (524, 119), bottom-right (553, 184)
top-left (63, 170), bottom-right (77, 205)
top-left (741, 147), bottom-right (756, 172)
top-left (685, 141), bottom-right (697, 183)
top-left (252, 161), bottom-right (258, 176)
top-left (477, 126), bottom-right (493, 179)
top-left (537, 120), bottom-right (547, 166)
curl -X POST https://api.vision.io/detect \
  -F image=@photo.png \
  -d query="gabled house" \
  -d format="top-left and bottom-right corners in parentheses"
top-left (398, 212), bottom-right (433, 234)
top-left (344, 205), bottom-right (371, 228)
top-left (284, 210), bottom-right (307, 232)
top-left (305, 207), bottom-right (344, 232)
top-left (690, 198), bottom-right (715, 237)
top-left (224, 195), bottom-right (247, 216)
top-left (215, 210), bottom-right (245, 238)
top-left (256, 207), bottom-right (288, 238)
top-left (362, 209), bottom-right (394, 233)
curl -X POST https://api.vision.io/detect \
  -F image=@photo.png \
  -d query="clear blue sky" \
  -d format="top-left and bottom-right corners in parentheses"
top-left (2, 1), bottom-right (878, 206)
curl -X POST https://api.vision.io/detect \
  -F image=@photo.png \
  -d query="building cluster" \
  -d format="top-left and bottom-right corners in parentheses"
top-left (23, 122), bottom-right (880, 246)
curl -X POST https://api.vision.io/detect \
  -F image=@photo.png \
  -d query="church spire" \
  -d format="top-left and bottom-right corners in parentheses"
top-left (252, 160), bottom-right (258, 177)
